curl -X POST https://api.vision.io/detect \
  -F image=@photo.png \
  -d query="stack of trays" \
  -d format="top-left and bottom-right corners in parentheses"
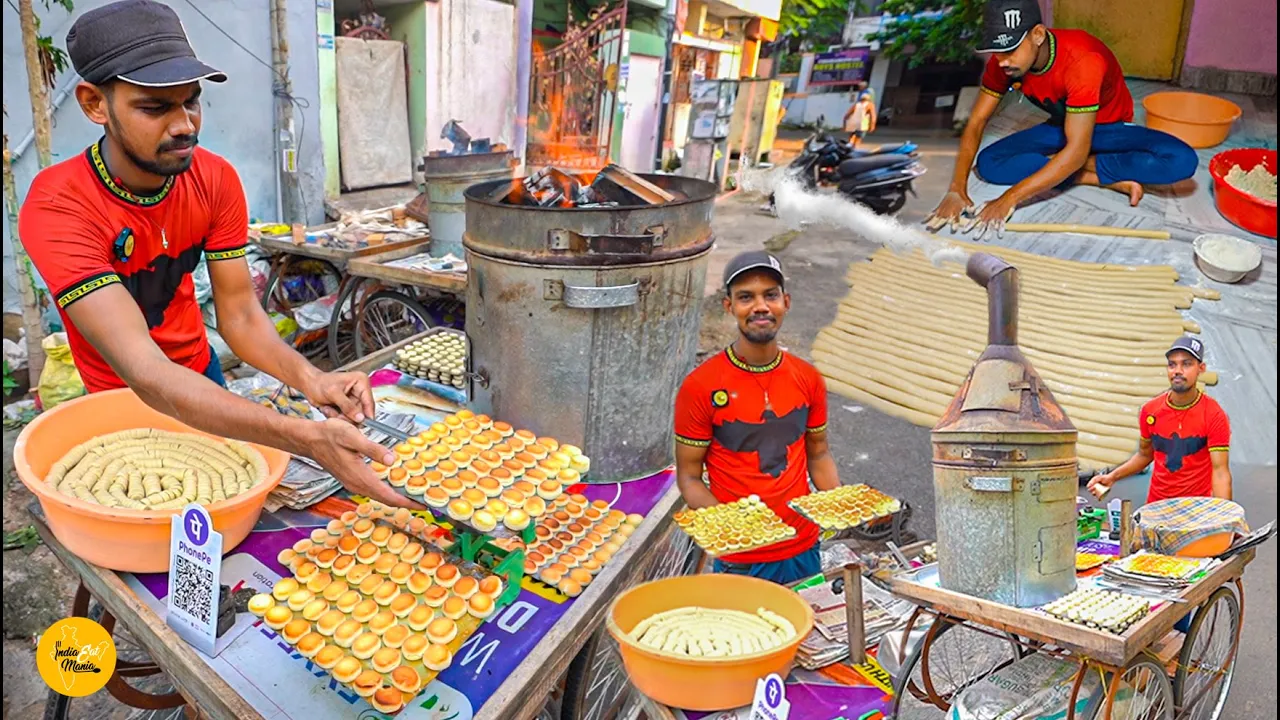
top-left (250, 502), bottom-right (504, 714)
top-left (393, 333), bottom-right (468, 390)
top-left (370, 410), bottom-right (591, 534)
top-left (523, 499), bottom-right (643, 597)
top-left (788, 484), bottom-right (901, 530)
top-left (1042, 588), bottom-right (1150, 635)
top-left (673, 495), bottom-right (796, 558)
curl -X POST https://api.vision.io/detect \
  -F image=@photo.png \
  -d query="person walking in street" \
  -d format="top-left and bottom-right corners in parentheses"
top-left (18, 0), bottom-right (412, 508)
top-left (925, 0), bottom-right (1198, 238)
top-left (843, 83), bottom-right (877, 148)
top-left (1088, 336), bottom-right (1232, 503)
top-left (673, 252), bottom-right (842, 585)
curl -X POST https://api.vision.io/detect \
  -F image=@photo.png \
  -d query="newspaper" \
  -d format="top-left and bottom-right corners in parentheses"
top-left (795, 574), bottom-right (913, 670)
top-left (266, 411), bottom-right (417, 510)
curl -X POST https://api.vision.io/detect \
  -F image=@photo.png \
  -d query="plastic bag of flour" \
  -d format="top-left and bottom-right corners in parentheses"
top-left (948, 653), bottom-right (1103, 720)
top-left (37, 332), bottom-right (86, 410)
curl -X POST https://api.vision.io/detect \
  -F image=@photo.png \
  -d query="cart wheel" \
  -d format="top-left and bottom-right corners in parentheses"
top-left (327, 278), bottom-right (371, 367)
top-left (1105, 657), bottom-right (1175, 720)
top-left (1173, 587), bottom-right (1240, 720)
top-left (893, 617), bottom-right (1024, 713)
top-left (263, 258), bottom-right (342, 316)
top-left (354, 290), bottom-right (433, 358)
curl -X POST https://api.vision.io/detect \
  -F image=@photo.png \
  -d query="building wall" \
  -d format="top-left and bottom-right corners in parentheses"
top-left (423, 0), bottom-right (519, 155)
top-left (2, 0), bottom-right (325, 312)
top-left (1182, 0), bottom-right (1278, 75)
top-left (383, 2), bottom-right (429, 178)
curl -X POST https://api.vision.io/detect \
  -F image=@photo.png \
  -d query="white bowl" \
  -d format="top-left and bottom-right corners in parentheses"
top-left (1193, 233), bottom-right (1262, 283)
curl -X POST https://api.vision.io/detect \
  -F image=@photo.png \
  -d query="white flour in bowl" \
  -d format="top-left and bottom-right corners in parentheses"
top-left (1197, 234), bottom-right (1262, 273)
top-left (1225, 163), bottom-right (1277, 202)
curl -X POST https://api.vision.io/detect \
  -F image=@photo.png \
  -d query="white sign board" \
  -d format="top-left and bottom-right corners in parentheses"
top-left (167, 503), bottom-right (223, 657)
top-left (843, 16), bottom-right (884, 50)
top-left (748, 673), bottom-right (791, 720)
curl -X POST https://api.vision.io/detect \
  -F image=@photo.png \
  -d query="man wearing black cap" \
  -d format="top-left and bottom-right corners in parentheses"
top-left (673, 252), bottom-right (842, 584)
top-left (1088, 337), bottom-right (1232, 503)
top-left (17, 0), bottom-right (410, 508)
top-left (925, 0), bottom-right (1198, 238)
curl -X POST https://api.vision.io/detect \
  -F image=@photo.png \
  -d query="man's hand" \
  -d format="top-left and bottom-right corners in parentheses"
top-left (303, 371), bottom-right (376, 423)
top-left (1087, 472), bottom-right (1115, 500)
top-left (305, 419), bottom-right (423, 508)
top-left (924, 191), bottom-right (976, 233)
top-left (964, 193), bottom-right (1018, 241)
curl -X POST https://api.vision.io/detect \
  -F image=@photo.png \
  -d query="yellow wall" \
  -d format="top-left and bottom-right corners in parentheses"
top-left (1054, 0), bottom-right (1188, 80)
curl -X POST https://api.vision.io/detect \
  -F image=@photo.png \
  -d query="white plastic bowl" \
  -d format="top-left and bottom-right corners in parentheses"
top-left (1193, 233), bottom-right (1263, 283)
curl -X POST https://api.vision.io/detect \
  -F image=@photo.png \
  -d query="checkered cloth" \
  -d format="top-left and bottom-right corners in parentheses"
top-left (1137, 497), bottom-right (1249, 555)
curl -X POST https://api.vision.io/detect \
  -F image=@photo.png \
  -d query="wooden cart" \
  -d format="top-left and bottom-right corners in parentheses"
top-left (250, 225), bottom-right (429, 363)
top-left (30, 334), bottom-right (702, 720)
top-left (879, 548), bottom-right (1255, 720)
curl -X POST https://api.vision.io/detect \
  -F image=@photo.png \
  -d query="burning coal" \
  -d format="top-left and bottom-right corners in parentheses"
top-left (492, 164), bottom-right (682, 209)
top-left (741, 168), bottom-right (968, 267)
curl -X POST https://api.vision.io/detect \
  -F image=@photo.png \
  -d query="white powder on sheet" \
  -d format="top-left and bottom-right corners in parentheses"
top-left (741, 168), bottom-right (968, 266)
top-left (1225, 164), bottom-right (1277, 202)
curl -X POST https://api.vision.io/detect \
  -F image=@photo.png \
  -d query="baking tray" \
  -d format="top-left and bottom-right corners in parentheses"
top-left (788, 484), bottom-right (902, 531)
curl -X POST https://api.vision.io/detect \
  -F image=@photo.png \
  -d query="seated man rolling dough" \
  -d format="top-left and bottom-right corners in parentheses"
top-left (1088, 336), bottom-right (1232, 503)
top-left (926, 0), bottom-right (1198, 239)
top-left (673, 252), bottom-right (841, 585)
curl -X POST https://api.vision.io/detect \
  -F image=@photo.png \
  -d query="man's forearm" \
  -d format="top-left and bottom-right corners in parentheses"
top-left (1212, 468), bottom-right (1232, 500)
top-left (950, 125), bottom-right (985, 192)
top-left (676, 472), bottom-right (720, 510)
top-left (809, 450), bottom-right (840, 491)
top-left (1109, 451), bottom-right (1153, 482)
top-left (124, 355), bottom-right (318, 457)
top-left (219, 308), bottom-right (321, 392)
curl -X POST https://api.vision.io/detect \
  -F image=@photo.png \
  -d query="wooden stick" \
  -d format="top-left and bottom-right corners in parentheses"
top-left (1120, 499), bottom-right (1134, 557)
top-left (844, 563), bottom-right (867, 666)
top-left (1004, 223), bottom-right (1172, 240)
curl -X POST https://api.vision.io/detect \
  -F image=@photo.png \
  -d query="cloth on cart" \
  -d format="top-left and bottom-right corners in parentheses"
top-left (948, 652), bottom-right (1103, 720)
top-left (1137, 497), bottom-right (1249, 555)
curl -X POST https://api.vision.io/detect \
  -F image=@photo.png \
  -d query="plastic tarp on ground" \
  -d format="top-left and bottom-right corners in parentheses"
top-left (334, 38), bottom-right (414, 190)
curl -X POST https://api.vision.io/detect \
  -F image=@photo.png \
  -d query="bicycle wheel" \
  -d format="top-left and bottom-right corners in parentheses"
top-left (354, 290), bottom-right (433, 359)
top-left (1106, 658), bottom-right (1175, 720)
top-left (1173, 587), bottom-right (1240, 720)
top-left (263, 258), bottom-right (341, 315)
top-left (919, 618), bottom-right (1024, 711)
top-left (327, 278), bottom-right (371, 367)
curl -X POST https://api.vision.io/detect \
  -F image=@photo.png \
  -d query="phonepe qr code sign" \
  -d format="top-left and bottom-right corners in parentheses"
top-left (167, 504), bottom-right (223, 657)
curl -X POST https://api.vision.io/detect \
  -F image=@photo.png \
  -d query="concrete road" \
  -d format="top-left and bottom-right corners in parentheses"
top-left (708, 128), bottom-right (1278, 718)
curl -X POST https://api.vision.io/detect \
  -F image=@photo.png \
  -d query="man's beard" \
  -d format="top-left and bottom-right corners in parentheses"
top-left (742, 325), bottom-right (778, 344)
top-left (107, 115), bottom-right (197, 176)
top-left (1170, 377), bottom-right (1191, 392)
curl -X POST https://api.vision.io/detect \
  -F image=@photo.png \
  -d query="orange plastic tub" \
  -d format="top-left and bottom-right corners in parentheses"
top-left (1143, 92), bottom-right (1242, 148)
top-left (14, 389), bottom-right (288, 573)
top-left (607, 574), bottom-right (815, 711)
top-left (1173, 532), bottom-right (1234, 559)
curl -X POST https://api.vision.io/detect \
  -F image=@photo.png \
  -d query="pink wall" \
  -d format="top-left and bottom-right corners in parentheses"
top-left (1182, 0), bottom-right (1277, 74)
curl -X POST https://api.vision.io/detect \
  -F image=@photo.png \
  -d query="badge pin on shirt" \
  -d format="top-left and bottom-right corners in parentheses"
top-left (113, 228), bottom-right (136, 262)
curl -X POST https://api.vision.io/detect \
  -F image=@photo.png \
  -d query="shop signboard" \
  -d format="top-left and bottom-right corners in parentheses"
top-left (808, 48), bottom-right (871, 87)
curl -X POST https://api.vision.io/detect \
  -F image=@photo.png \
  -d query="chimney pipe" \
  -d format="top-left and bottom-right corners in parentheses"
top-left (966, 252), bottom-right (1018, 346)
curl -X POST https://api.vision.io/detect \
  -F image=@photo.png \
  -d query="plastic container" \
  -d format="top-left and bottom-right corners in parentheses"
top-left (1142, 92), bottom-right (1242, 148)
top-left (1172, 532), bottom-right (1234, 558)
top-left (14, 389), bottom-right (289, 572)
top-left (606, 574), bottom-right (814, 711)
top-left (1193, 233), bottom-right (1264, 282)
top-left (1208, 148), bottom-right (1277, 238)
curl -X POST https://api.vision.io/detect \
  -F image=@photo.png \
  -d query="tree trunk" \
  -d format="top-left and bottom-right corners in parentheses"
top-left (3, 130), bottom-right (48, 385)
top-left (19, 0), bottom-right (55, 169)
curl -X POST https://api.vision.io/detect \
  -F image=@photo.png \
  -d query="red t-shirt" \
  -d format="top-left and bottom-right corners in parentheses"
top-left (674, 347), bottom-right (829, 564)
top-left (980, 29), bottom-right (1134, 125)
top-left (1140, 390), bottom-right (1230, 503)
top-left (18, 140), bottom-right (249, 393)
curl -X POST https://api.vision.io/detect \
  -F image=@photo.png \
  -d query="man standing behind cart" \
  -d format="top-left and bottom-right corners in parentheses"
top-left (674, 252), bottom-right (841, 584)
top-left (1088, 337), bottom-right (1232, 503)
top-left (18, 0), bottom-right (411, 508)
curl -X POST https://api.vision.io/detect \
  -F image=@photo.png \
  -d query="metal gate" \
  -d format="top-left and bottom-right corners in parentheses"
top-left (527, 4), bottom-right (627, 169)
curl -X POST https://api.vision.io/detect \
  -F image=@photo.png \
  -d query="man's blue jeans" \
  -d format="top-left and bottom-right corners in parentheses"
top-left (976, 121), bottom-right (1199, 188)
top-left (712, 543), bottom-right (821, 586)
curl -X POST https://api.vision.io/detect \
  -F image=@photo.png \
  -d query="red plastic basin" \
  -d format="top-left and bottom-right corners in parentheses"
top-left (1209, 148), bottom-right (1277, 239)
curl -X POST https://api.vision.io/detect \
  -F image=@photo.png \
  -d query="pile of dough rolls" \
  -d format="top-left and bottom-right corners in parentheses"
top-left (47, 428), bottom-right (267, 510)
top-left (814, 245), bottom-right (1220, 469)
top-left (629, 606), bottom-right (797, 658)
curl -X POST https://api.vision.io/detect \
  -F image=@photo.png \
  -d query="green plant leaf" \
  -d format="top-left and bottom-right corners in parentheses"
top-left (3, 526), bottom-right (43, 553)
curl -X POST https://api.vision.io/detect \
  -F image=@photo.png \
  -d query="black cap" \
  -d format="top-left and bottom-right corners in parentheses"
top-left (724, 251), bottom-right (784, 290)
top-left (977, 0), bottom-right (1043, 53)
top-left (1166, 336), bottom-right (1205, 362)
top-left (68, 0), bottom-right (227, 87)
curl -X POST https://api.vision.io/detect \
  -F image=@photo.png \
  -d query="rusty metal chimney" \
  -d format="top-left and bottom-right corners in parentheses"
top-left (930, 252), bottom-right (1080, 607)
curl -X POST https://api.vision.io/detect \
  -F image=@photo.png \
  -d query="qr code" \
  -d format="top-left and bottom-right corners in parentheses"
top-left (173, 554), bottom-right (214, 624)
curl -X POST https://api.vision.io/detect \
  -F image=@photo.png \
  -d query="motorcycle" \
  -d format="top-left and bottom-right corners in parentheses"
top-left (771, 116), bottom-right (926, 215)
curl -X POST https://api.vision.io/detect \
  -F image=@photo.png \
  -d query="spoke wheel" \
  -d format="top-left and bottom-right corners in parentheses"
top-left (327, 279), bottom-right (372, 367)
top-left (893, 617), bottom-right (1023, 713)
top-left (263, 258), bottom-right (341, 315)
top-left (353, 290), bottom-right (432, 359)
top-left (1173, 587), bottom-right (1240, 720)
top-left (1107, 658), bottom-right (1175, 720)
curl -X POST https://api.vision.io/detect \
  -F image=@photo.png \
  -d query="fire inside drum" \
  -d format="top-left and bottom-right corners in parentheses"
top-left (812, 242), bottom-right (1220, 470)
top-left (463, 173), bottom-right (717, 483)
